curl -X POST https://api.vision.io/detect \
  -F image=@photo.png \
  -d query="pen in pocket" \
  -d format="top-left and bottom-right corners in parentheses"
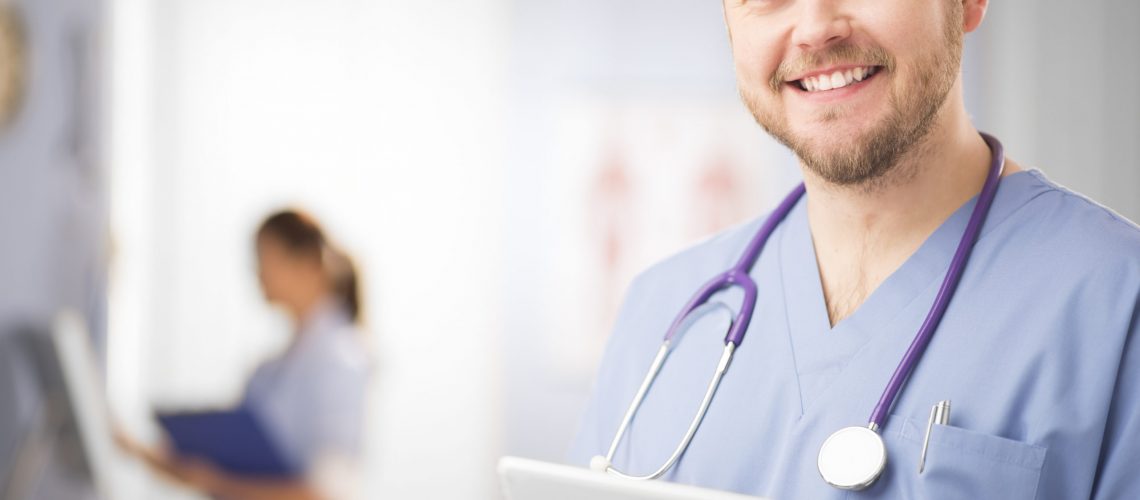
top-left (919, 400), bottom-right (951, 474)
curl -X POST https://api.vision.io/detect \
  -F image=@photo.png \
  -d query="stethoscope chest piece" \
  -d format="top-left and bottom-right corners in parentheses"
top-left (817, 426), bottom-right (887, 490)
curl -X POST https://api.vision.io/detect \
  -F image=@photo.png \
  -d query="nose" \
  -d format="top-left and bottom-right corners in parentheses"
top-left (791, 0), bottom-right (853, 50)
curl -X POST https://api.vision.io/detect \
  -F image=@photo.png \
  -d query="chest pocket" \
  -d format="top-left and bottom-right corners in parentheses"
top-left (863, 414), bottom-right (1047, 500)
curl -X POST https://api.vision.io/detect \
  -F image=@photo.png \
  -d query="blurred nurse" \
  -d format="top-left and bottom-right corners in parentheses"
top-left (242, 210), bottom-right (372, 496)
top-left (121, 209), bottom-right (372, 500)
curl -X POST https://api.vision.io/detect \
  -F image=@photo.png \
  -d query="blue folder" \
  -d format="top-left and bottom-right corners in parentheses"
top-left (157, 407), bottom-right (299, 478)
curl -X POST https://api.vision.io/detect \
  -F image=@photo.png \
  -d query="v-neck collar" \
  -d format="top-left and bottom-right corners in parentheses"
top-left (775, 170), bottom-right (1043, 411)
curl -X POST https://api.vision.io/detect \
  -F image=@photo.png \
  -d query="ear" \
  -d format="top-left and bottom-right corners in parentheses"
top-left (962, 0), bottom-right (989, 33)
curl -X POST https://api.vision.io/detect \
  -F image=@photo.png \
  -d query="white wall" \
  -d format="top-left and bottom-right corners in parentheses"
top-left (108, 1), bottom-right (508, 498)
top-left (500, 0), bottom-right (800, 465)
top-left (970, 0), bottom-right (1140, 221)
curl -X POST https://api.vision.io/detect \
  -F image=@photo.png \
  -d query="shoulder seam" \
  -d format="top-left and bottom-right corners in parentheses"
top-left (1028, 171), bottom-right (1140, 235)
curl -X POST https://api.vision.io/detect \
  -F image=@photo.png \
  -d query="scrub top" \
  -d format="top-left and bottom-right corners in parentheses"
top-left (243, 299), bottom-right (371, 472)
top-left (569, 169), bottom-right (1140, 499)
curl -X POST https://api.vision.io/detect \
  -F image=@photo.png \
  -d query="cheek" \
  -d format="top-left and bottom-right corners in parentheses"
top-left (258, 262), bottom-right (289, 297)
top-left (259, 271), bottom-right (279, 298)
top-left (861, 2), bottom-right (952, 65)
top-left (729, 25), bottom-right (783, 91)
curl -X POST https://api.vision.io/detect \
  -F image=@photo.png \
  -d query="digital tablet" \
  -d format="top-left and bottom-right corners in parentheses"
top-left (498, 456), bottom-right (767, 500)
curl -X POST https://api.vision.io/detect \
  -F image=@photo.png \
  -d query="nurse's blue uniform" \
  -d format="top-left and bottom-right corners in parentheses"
top-left (569, 169), bottom-right (1140, 499)
top-left (243, 299), bottom-right (371, 471)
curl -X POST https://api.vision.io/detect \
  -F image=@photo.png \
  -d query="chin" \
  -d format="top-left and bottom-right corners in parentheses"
top-left (796, 129), bottom-right (863, 157)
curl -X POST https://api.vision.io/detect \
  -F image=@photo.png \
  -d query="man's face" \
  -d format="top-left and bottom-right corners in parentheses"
top-left (725, 0), bottom-right (964, 186)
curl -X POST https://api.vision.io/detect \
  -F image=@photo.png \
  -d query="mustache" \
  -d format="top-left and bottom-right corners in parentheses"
top-left (769, 43), bottom-right (895, 92)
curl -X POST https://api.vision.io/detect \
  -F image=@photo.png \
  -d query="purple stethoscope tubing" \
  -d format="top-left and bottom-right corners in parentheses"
top-left (867, 132), bottom-right (1004, 428)
top-left (663, 183), bottom-right (807, 347)
top-left (667, 132), bottom-right (1004, 427)
top-left (596, 183), bottom-right (807, 480)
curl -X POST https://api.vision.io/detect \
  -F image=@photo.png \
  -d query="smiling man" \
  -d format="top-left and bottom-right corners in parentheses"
top-left (569, 1), bottom-right (1140, 498)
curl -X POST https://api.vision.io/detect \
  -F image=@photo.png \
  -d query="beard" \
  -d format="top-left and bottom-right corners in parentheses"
top-left (739, 5), bottom-right (964, 187)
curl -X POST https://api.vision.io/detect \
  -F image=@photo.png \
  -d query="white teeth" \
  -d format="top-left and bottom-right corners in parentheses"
top-left (829, 72), bottom-right (845, 88)
top-left (797, 66), bottom-right (876, 92)
top-left (817, 75), bottom-right (833, 91)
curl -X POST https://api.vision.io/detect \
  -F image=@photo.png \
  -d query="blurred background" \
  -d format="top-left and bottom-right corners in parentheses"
top-left (0, 0), bottom-right (1137, 498)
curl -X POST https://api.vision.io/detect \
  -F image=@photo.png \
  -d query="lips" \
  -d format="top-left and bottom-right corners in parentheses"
top-left (791, 66), bottom-right (880, 92)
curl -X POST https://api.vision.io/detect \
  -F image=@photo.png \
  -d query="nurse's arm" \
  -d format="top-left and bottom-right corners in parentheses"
top-left (201, 474), bottom-right (325, 500)
top-left (165, 458), bottom-right (327, 500)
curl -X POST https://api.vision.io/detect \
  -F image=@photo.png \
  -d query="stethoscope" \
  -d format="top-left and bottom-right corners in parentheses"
top-left (590, 133), bottom-right (1005, 490)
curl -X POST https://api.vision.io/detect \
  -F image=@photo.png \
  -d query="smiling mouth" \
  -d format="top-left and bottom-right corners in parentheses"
top-left (791, 66), bottom-right (882, 92)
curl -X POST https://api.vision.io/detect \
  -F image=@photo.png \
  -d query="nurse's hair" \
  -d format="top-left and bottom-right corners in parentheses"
top-left (256, 209), bottom-right (362, 325)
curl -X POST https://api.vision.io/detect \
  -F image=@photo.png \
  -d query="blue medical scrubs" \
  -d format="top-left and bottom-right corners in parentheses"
top-left (569, 170), bottom-right (1140, 499)
top-left (243, 299), bottom-right (371, 471)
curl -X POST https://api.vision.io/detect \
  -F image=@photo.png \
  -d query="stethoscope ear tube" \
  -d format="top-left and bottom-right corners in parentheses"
top-left (598, 184), bottom-right (806, 480)
top-left (599, 342), bottom-right (737, 480)
top-left (595, 183), bottom-right (807, 480)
